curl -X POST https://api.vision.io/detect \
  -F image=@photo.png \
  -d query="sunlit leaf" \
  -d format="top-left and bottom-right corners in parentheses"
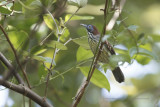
top-left (65, 14), bottom-right (94, 22)
top-left (43, 14), bottom-right (59, 30)
top-left (77, 46), bottom-right (93, 62)
top-left (80, 67), bottom-right (110, 91)
top-left (30, 45), bottom-right (47, 55)
top-left (136, 55), bottom-right (151, 65)
top-left (72, 36), bottom-right (90, 49)
top-left (68, 0), bottom-right (88, 8)
top-left (46, 41), bottom-right (67, 50)
top-left (8, 30), bottom-right (28, 49)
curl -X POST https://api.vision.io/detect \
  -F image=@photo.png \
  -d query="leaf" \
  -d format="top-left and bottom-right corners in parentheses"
top-left (136, 55), bottom-right (151, 65)
top-left (33, 56), bottom-right (56, 65)
top-left (127, 25), bottom-right (139, 32)
top-left (65, 14), bottom-right (94, 22)
top-left (116, 21), bottom-right (121, 25)
top-left (30, 45), bottom-right (47, 55)
top-left (22, 0), bottom-right (43, 17)
top-left (43, 14), bottom-right (59, 30)
top-left (109, 54), bottom-right (131, 67)
top-left (80, 67), bottom-right (110, 91)
top-left (0, 6), bottom-right (11, 14)
top-left (151, 34), bottom-right (160, 42)
top-left (8, 30), bottom-right (28, 49)
top-left (46, 41), bottom-right (67, 50)
top-left (59, 28), bottom-right (70, 42)
top-left (72, 36), bottom-right (90, 49)
top-left (68, 0), bottom-right (88, 8)
top-left (129, 47), bottom-right (158, 59)
top-left (38, 65), bottom-right (48, 77)
top-left (77, 46), bottom-right (93, 62)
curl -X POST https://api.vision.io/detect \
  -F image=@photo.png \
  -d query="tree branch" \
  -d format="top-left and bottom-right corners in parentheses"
top-left (0, 52), bottom-right (24, 84)
top-left (0, 79), bottom-right (53, 107)
top-left (0, 24), bottom-right (31, 89)
top-left (106, 0), bottom-right (126, 31)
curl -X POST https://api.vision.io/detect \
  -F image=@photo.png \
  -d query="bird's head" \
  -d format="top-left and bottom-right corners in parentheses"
top-left (80, 24), bottom-right (100, 35)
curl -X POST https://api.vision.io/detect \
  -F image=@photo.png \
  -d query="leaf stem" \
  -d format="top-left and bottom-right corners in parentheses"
top-left (64, 7), bottom-right (80, 26)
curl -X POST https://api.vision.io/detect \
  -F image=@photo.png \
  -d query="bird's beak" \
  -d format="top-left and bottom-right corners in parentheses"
top-left (80, 24), bottom-right (87, 28)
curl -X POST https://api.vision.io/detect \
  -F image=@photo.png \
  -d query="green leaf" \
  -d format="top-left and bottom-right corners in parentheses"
top-left (46, 41), bottom-right (67, 50)
top-left (33, 56), bottom-right (56, 65)
top-left (116, 21), bottom-right (121, 25)
top-left (43, 14), bottom-right (59, 30)
top-left (127, 25), bottom-right (139, 32)
top-left (60, 28), bottom-right (70, 42)
top-left (80, 67), bottom-right (110, 91)
top-left (77, 46), bottom-right (93, 62)
top-left (129, 47), bottom-right (158, 59)
top-left (0, 6), bottom-right (11, 14)
top-left (152, 34), bottom-right (160, 42)
top-left (72, 36), bottom-right (90, 49)
top-left (22, 0), bottom-right (43, 17)
top-left (68, 0), bottom-right (88, 8)
top-left (136, 55), bottom-right (151, 65)
top-left (8, 30), bottom-right (28, 49)
top-left (38, 65), bottom-right (48, 77)
top-left (65, 14), bottom-right (94, 22)
top-left (30, 45), bottom-right (47, 55)
top-left (109, 54), bottom-right (131, 67)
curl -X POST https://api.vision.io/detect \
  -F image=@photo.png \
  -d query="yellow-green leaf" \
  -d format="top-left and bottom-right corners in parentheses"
top-left (80, 67), bottom-right (110, 91)
top-left (8, 30), bottom-right (28, 49)
top-left (46, 41), bottom-right (67, 50)
top-left (72, 36), bottom-right (90, 49)
top-left (65, 14), bottom-right (94, 22)
top-left (43, 14), bottom-right (59, 30)
top-left (77, 46), bottom-right (93, 62)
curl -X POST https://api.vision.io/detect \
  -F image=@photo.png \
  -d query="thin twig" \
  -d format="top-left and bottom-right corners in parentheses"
top-left (46, 9), bottom-right (60, 34)
top-left (40, 31), bottom-right (54, 45)
top-left (44, 7), bottom-right (79, 98)
top-left (64, 7), bottom-right (80, 26)
top-left (106, 0), bottom-right (126, 31)
top-left (119, 15), bottom-right (139, 59)
top-left (44, 9), bottom-right (61, 98)
top-left (72, 0), bottom-right (109, 106)
top-left (0, 25), bottom-right (31, 88)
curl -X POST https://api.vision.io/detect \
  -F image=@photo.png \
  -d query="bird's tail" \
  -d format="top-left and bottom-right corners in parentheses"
top-left (112, 67), bottom-right (125, 83)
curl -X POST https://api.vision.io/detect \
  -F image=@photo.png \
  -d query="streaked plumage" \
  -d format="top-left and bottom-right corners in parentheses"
top-left (81, 24), bottom-right (125, 83)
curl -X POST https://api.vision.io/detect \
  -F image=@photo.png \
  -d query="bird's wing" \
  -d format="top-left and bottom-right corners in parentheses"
top-left (104, 41), bottom-right (116, 55)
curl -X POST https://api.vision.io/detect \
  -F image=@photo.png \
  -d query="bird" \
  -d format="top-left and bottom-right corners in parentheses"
top-left (81, 24), bottom-right (124, 83)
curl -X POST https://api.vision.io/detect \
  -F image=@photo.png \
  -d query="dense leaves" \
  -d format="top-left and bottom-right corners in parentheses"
top-left (0, 0), bottom-right (160, 107)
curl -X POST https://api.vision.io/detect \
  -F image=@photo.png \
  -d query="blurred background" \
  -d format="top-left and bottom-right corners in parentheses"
top-left (0, 0), bottom-right (160, 107)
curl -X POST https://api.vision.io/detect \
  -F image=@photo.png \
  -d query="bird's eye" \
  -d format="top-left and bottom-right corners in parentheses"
top-left (88, 25), bottom-right (92, 29)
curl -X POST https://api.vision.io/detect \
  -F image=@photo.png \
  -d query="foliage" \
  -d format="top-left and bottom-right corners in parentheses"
top-left (0, 0), bottom-right (160, 107)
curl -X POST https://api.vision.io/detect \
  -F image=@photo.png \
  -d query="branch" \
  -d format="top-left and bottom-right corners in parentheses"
top-left (72, 0), bottom-right (109, 106)
top-left (0, 24), bottom-right (31, 88)
top-left (0, 79), bottom-right (53, 107)
top-left (106, 0), bottom-right (126, 31)
top-left (44, 10), bottom-right (60, 98)
top-left (0, 52), bottom-right (24, 84)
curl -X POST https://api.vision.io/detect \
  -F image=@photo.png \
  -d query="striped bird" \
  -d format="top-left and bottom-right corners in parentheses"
top-left (81, 24), bottom-right (125, 83)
